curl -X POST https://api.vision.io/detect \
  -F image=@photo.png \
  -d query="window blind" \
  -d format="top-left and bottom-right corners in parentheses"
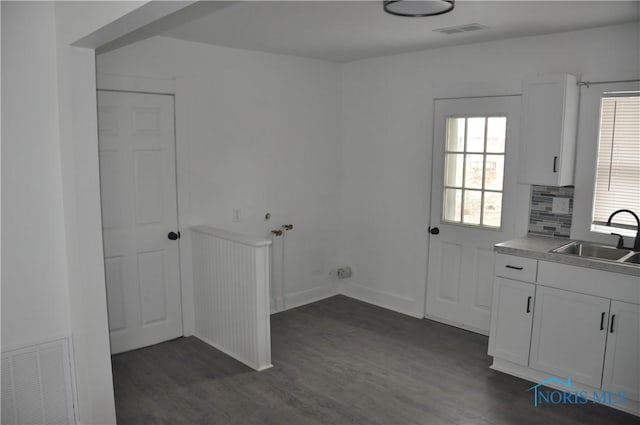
top-left (592, 93), bottom-right (640, 228)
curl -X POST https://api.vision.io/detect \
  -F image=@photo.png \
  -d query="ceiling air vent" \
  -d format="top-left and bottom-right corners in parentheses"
top-left (433, 23), bottom-right (489, 35)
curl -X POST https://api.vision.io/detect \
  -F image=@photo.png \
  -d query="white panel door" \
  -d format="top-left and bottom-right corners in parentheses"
top-left (98, 90), bottom-right (182, 354)
top-left (488, 277), bottom-right (535, 366)
top-left (602, 301), bottom-right (640, 402)
top-left (426, 96), bottom-right (522, 334)
top-left (529, 286), bottom-right (609, 388)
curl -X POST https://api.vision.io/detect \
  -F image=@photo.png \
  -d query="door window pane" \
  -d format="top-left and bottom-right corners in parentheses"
top-left (483, 192), bottom-right (503, 227)
top-left (464, 154), bottom-right (484, 189)
top-left (446, 118), bottom-right (465, 152)
top-left (486, 117), bottom-right (506, 153)
top-left (445, 154), bottom-right (464, 187)
top-left (444, 188), bottom-right (462, 222)
top-left (442, 115), bottom-right (507, 229)
top-left (484, 155), bottom-right (504, 190)
top-left (466, 118), bottom-right (486, 152)
top-left (463, 190), bottom-right (482, 225)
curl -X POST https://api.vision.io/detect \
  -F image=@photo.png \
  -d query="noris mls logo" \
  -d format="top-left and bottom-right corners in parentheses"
top-left (528, 376), bottom-right (627, 407)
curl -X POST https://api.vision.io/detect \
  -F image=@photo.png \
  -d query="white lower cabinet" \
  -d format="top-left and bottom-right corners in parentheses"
top-left (488, 277), bottom-right (535, 366)
top-left (529, 285), bottom-right (610, 388)
top-left (602, 301), bottom-right (640, 403)
top-left (489, 253), bottom-right (640, 415)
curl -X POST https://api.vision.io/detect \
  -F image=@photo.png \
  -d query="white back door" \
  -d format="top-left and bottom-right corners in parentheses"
top-left (98, 90), bottom-right (182, 354)
top-left (425, 96), bottom-right (522, 334)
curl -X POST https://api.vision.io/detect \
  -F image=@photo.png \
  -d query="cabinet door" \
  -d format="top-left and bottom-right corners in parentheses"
top-left (603, 301), bottom-right (640, 402)
top-left (518, 74), bottom-right (578, 186)
top-left (488, 277), bottom-right (535, 366)
top-left (529, 286), bottom-right (610, 388)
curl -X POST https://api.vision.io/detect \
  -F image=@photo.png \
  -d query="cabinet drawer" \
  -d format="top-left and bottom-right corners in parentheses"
top-left (495, 254), bottom-right (538, 283)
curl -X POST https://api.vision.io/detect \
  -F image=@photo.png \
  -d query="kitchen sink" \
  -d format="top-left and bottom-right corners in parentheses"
top-left (551, 241), bottom-right (632, 261)
top-left (621, 252), bottom-right (640, 264)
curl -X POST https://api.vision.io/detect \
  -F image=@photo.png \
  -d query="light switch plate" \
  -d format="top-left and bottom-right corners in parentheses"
top-left (552, 197), bottom-right (570, 214)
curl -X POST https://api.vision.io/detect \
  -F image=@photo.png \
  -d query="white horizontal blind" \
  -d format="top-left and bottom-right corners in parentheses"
top-left (592, 94), bottom-right (640, 228)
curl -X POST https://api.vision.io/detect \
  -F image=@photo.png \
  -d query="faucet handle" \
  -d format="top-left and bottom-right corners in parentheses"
top-left (611, 233), bottom-right (625, 249)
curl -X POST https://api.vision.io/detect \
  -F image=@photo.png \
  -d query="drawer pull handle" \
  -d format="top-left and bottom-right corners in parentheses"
top-left (553, 156), bottom-right (558, 173)
top-left (526, 296), bottom-right (532, 313)
top-left (600, 312), bottom-right (606, 331)
top-left (505, 265), bottom-right (524, 270)
top-left (610, 314), bottom-right (616, 333)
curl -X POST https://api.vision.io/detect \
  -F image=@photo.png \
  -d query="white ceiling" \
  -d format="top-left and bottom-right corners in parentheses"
top-left (151, 1), bottom-right (640, 63)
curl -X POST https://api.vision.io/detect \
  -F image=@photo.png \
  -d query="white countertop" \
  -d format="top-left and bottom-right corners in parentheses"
top-left (495, 235), bottom-right (640, 277)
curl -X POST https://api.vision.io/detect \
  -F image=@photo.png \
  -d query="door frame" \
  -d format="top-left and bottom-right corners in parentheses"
top-left (58, 4), bottom-right (197, 422)
top-left (424, 94), bottom-right (530, 326)
top-left (97, 73), bottom-right (196, 338)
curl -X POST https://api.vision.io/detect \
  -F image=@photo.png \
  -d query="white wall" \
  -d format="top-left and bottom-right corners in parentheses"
top-left (97, 36), bottom-right (343, 310)
top-left (1, 1), bottom-right (71, 349)
top-left (3, 2), bottom-right (179, 424)
top-left (54, 1), bottom-right (147, 46)
top-left (3, 8), bottom-right (638, 425)
top-left (53, 2), bottom-right (191, 422)
top-left (339, 23), bottom-right (640, 317)
top-left (97, 23), bottom-right (639, 321)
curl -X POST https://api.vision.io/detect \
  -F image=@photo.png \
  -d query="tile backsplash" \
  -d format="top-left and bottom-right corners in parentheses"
top-left (528, 185), bottom-right (574, 237)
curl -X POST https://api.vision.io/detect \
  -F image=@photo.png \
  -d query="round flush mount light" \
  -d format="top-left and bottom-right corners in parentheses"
top-left (384, 0), bottom-right (455, 17)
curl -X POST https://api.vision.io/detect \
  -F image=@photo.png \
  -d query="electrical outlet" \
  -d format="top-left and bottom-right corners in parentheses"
top-left (337, 266), bottom-right (352, 279)
top-left (552, 197), bottom-right (570, 215)
top-left (232, 208), bottom-right (241, 222)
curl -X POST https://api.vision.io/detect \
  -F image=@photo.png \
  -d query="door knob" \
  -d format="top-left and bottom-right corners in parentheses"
top-left (429, 227), bottom-right (440, 235)
top-left (168, 231), bottom-right (180, 240)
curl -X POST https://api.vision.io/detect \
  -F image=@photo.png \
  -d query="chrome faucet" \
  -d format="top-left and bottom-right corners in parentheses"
top-left (606, 209), bottom-right (640, 251)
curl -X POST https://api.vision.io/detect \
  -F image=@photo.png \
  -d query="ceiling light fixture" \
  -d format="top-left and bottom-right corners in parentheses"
top-left (384, 0), bottom-right (455, 17)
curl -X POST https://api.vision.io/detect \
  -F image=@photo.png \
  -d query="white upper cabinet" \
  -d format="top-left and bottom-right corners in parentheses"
top-left (518, 73), bottom-right (579, 186)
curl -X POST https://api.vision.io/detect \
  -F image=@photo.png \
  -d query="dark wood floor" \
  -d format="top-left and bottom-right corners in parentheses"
top-left (112, 295), bottom-right (638, 425)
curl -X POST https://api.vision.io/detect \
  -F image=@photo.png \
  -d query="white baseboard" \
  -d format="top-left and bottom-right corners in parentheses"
top-left (272, 282), bottom-right (339, 314)
top-left (340, 280), bottom-right (423, 319)
top-left (268, 279), bottom-right (425, 321)
top-left (193, 334), bottom-right (272, 372)
top-left (423, 313), bottom-right (490, 336)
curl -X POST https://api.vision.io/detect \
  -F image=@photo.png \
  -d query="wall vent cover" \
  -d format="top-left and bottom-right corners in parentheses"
top-left (1, 338), bottom-right (75, 425)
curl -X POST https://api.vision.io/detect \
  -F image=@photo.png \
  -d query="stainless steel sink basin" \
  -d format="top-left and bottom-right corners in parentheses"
top-left (552, 241), bottom-right (632, 261)
top-left (621, 252), bottom-right (640, 264)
